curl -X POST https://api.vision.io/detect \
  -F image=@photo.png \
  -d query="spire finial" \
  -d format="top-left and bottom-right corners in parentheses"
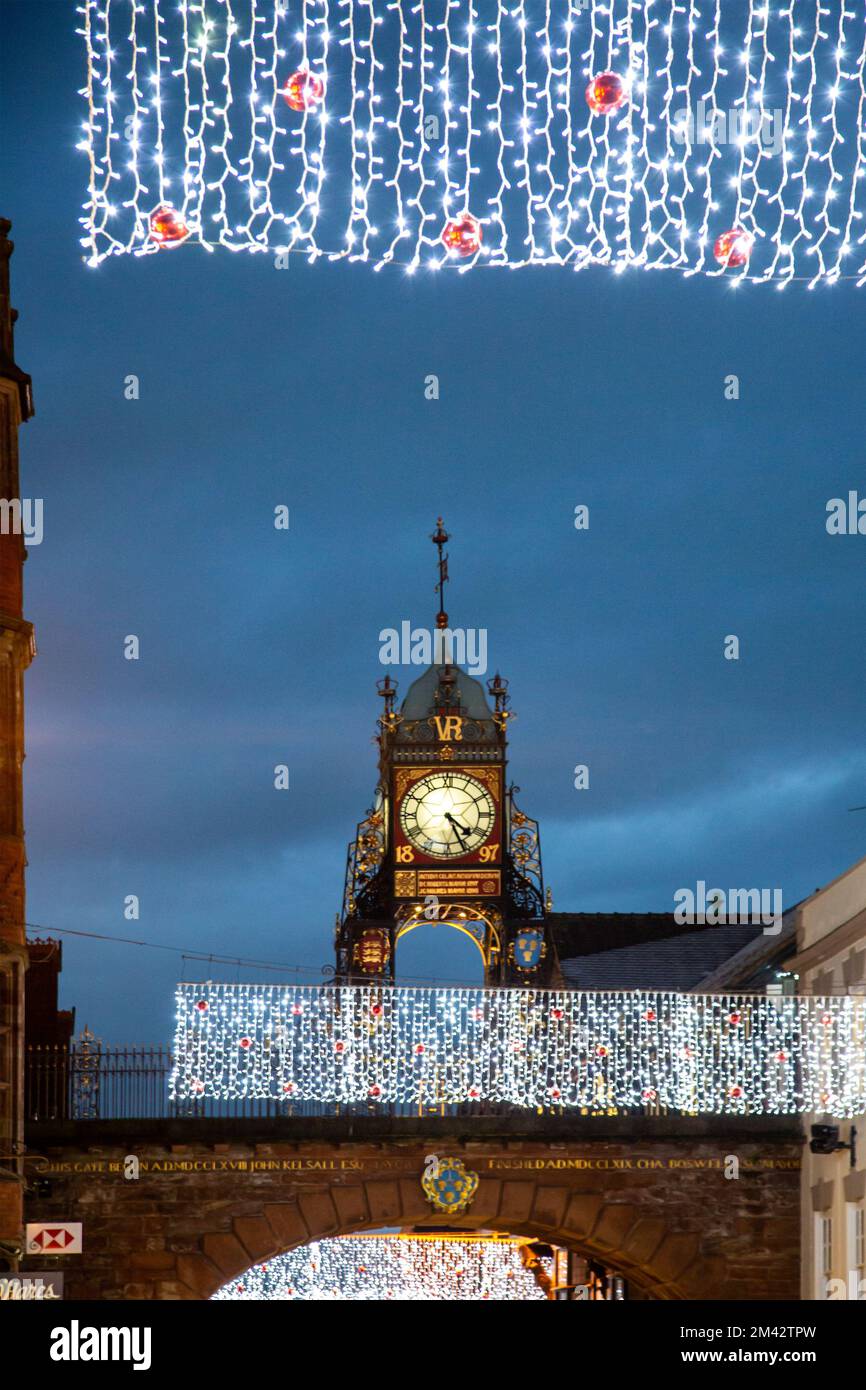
top-left (431, 516), bottom-right (449, 630)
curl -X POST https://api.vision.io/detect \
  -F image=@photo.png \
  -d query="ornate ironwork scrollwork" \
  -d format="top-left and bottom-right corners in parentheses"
top-left (71, 1026), bottom-right (102, 1121)
top-left (505, 787), bottom-right (545, 920)
top-left (343, 792), bottom-right (387, 920)
top-left (395, 900), bottom-right (503, 968)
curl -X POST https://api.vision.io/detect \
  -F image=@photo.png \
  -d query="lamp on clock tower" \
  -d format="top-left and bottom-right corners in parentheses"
top-left (334, 521), bottom-right (556, 988)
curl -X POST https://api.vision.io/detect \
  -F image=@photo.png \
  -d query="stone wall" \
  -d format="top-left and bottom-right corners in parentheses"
top-left (25, 1131), bottom-right (801, 1300)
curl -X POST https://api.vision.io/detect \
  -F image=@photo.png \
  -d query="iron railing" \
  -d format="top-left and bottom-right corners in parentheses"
top-left (24, 1043), bottom-right (522, 1121)
top-left (26, 1044), bottom-right (174, 1122)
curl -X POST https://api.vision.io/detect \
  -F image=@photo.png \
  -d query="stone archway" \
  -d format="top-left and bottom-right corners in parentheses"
top-left (25, 1132), bottom-right (800, 1301)
top-left (173, 1179), bottom-right (713, 1302)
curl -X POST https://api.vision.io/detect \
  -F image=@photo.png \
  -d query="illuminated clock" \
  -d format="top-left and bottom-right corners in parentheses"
top-left (399, 772), bottom-right (495, 860)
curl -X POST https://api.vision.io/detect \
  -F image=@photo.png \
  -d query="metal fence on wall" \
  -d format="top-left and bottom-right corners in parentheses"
top-left (24, 1041), bottom-right (514, 1121)
top-left (26, 1043), bottom-right (174, 1122)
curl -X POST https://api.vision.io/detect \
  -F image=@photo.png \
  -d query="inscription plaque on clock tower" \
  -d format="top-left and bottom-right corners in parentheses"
top-left (334, 521), bottom-right (557, 987)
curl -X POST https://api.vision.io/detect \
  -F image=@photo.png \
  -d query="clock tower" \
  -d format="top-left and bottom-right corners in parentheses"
top-left (334, 520), bottom-right (556, 987)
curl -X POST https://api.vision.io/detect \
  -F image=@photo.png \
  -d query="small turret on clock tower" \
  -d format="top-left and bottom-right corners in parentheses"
top-left (335, 520), bottom-right (557, 988)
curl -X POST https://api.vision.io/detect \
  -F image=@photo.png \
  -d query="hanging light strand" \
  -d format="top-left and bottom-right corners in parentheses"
top-left (76, 1), bottom-right (866, 284)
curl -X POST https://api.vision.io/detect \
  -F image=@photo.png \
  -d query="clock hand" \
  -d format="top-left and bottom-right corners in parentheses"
top-left (444, 812), bottom-right (469, 850)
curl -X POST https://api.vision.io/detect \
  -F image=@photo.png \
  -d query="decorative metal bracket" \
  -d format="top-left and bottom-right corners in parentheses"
top-left (506, 785), bottom-right (545, 920)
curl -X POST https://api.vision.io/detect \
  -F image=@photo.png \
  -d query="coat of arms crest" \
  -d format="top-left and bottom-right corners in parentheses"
top-left (510, 927), bottom-right (546, 971)
top-left (421, 1154), bottom-right (479, 1215)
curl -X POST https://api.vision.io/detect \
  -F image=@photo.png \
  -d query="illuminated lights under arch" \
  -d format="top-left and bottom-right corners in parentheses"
top-left (211, 1233), bottom-right (552, 1301)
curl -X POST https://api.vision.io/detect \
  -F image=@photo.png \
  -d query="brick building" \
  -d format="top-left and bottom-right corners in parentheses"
top-left (0, 217), bottom-right (34, 1269)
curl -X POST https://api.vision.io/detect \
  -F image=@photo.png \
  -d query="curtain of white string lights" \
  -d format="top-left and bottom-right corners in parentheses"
top-left (78, 1), bottom-right (866, 283)
top-left (170, 982), bottom-right (866, 1117)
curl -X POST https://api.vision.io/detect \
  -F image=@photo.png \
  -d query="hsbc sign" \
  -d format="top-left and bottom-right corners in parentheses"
top-left (25, 1223), bottom-right (83, 1256)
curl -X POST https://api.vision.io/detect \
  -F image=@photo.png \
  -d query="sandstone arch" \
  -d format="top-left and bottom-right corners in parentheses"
top-left (192, 1181), bottom-right (710, 1303)
top-left (25, 1132), bottom-right (800, 1301)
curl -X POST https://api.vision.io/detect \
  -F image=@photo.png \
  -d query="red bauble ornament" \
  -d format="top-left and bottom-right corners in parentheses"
top-left (585, 72), bottom-right (628, 116)
top-left (728, 1084), bottom-right (744, 1099)
top-left (149, 204), bottom-right (190, 247)
top-left (283, 69), bottom-right (324, 112)
top-left (643, 1009), bottom-right (656, 1022)
top-left (713, 228), bottom-right (753, 268)
top-left (239, 1037), bottom-right (251, 1049)
top-left (729, 1011), bottom-right (742, 1026)
top-left (195, 999), bottom-right (208, 1012)
top-left (441, 213), bottom-right (483, 258)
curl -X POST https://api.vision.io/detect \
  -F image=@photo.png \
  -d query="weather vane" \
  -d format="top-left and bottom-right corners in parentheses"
top-left (432, 517), bottom-right (449, 632)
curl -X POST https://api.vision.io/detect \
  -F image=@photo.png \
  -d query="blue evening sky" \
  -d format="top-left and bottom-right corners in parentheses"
top-left (2, 1), bottom-right (866, 1042)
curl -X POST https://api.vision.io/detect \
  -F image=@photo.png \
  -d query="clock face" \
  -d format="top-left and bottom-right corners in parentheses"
top-left (399, 772), bottom-right (496, 859)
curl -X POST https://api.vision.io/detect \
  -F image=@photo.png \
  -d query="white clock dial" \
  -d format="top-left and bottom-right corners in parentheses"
top-left (399, 772), bottom-right (495, 859)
